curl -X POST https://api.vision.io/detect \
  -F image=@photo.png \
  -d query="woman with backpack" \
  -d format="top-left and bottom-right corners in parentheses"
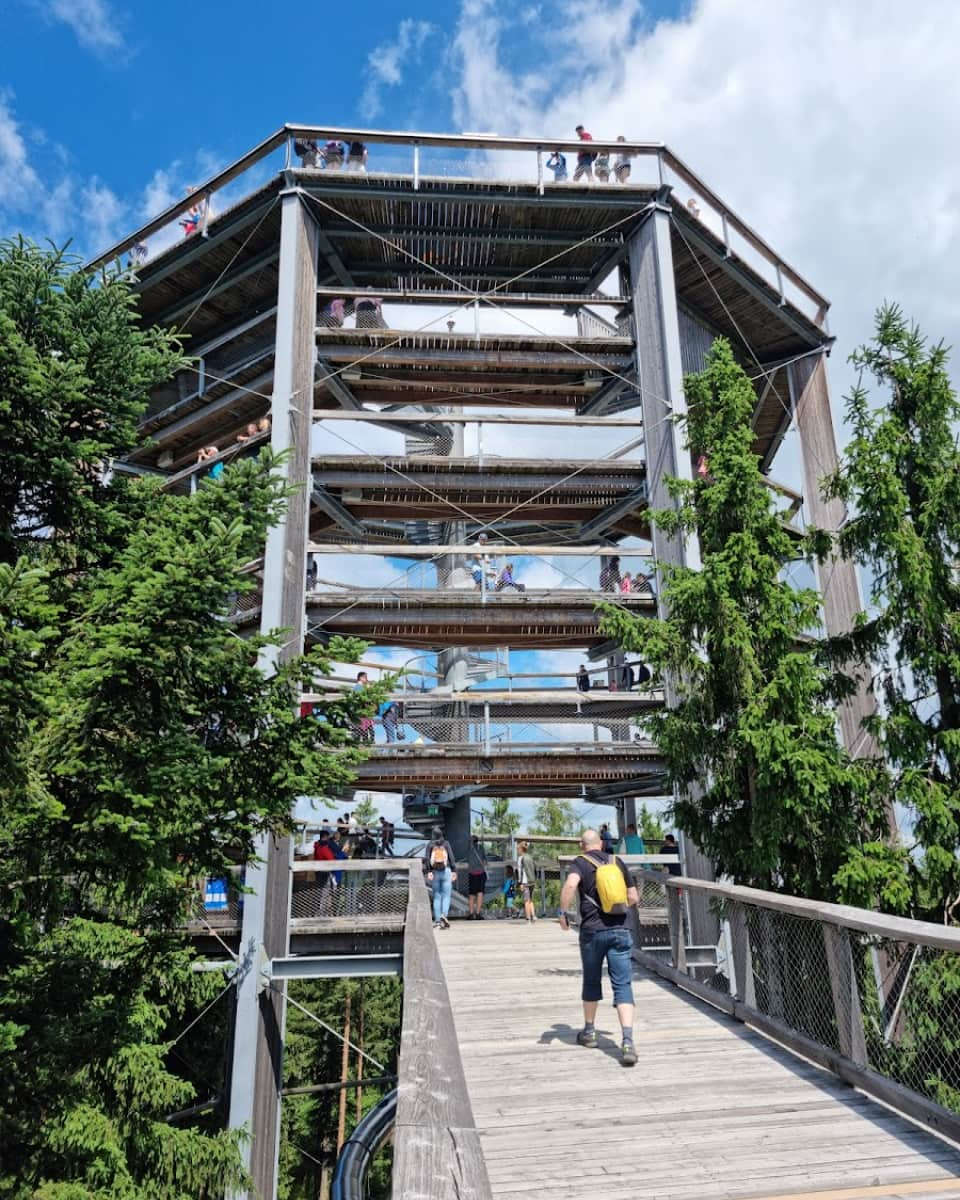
top-left (425, 826), bottom-right (457, 929)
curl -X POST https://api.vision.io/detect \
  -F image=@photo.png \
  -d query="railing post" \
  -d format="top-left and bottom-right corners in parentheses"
top-left (728, 901), bottom-right (756, 1007)
top-left (667, 884), bottom-right (687, 973)
top-left (775, 262), bottom-right (786, 306)
top-left (483, 702), bottom-right (490, 755)
top-left (477, 421), bottom-right (483, 467)
top-left (412, 143), bottom-right (420, 190)
top-left (200, 193), bottom-right (212, 237)
top-left (756, 908), bottom-right (786, 1021)
top-left (721, 211), bottom-right (731, 258)
top-left (536, 149), bottom-right (544, 196)
top-left (823, 923), bottom-right (868, 1067)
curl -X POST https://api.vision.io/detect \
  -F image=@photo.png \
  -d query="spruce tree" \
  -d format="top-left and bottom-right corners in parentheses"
top-left (820, 305), bottom-right (960, 920)
top-left (0, 242), bottom-right (385, 1197)
top-left (600, 339), bottom-right (889, 900)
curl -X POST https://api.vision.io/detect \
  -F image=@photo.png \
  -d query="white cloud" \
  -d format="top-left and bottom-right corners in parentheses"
top-left (0, 92), bottom-right (42, 213)
top-left (360, 18), bottom-right (436, 120)
top-left (41, 0), bottom-right (126, 55)
top-left (449, 0), bottom-right (960, 418)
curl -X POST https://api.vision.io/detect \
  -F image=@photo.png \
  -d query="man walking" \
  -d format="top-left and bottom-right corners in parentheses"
top-left (559, 828), bottom-right (639, 1066)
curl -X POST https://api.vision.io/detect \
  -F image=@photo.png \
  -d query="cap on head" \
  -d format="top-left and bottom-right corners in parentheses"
top-left (575, 124), bottom-right (584, 132)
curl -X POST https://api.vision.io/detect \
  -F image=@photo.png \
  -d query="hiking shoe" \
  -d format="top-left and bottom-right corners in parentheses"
top-left (440, 915), bottom-right (450, 929)
top-left (576, 1029), bottom-right (598, 1048)
top-left (621, 1041), bottom-right (638, 1067)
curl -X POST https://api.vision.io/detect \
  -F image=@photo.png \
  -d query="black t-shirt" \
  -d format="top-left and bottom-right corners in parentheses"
top-left (571, 852), bottom-right (632, 935)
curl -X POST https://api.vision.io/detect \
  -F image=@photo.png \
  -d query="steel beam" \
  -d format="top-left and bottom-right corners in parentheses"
top-left (578, 485), bottom-right (648, 540)
top-left (265, 954), bottom-right (401, 980)
top-left (157, 245), bottom-right (281, 327)
top-left (310, 484), bottom-right (366, 537)
top-left (316, 359), bottom-right (447, 441)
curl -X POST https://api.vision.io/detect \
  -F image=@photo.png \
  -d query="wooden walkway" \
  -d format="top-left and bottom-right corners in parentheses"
top-left (437, 922), bottom-right (960, 1200)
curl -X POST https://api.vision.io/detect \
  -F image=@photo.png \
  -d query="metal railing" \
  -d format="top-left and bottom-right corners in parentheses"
top-left (85, 125), bottom-right (828, 331)
top-left (635, 870), bottom-right (960, 1145)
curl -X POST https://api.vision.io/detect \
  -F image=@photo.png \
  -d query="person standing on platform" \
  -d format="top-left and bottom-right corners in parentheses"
top-left (546, 150), bottom-right (568, 181)
top-left (661, 833), bottom-right (682, 876)
top-left (573, 125), bottom-right (596, 181)
top-left (425, 826), bottom-right (457, 929)
top-left (559, 828), bottom-right (639, 1066)
top-left (600, 823), bottom-right (615, 853)
top-left (617, 823), bottom-right (646, 855)
top-left (577, 665), bottom-right (591, 693)
top-left (467, 835), bottom-right (488, 919)
top-left (613, 136), bottom-right (633, 183)
top-left (378, 816), bottom-right (395, 856)
top-left (517, 841), bottom-right (537, 922)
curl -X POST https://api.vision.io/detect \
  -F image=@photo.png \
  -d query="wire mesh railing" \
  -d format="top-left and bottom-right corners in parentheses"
top-left (637, 871), bottom-right (960, 1143)
top-left (303, 549), bottom-right (657, 598)
top-left (289, 861), bottom-right (409, 929)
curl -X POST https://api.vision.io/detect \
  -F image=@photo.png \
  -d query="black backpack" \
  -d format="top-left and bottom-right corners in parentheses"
top-left (294, 139), bottom-right (311, 156)
top-left (349, 141), bottom-right (365, 157)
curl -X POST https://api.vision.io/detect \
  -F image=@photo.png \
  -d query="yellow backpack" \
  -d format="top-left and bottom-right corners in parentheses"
top-left (579, 852), bottom-right (628, 915)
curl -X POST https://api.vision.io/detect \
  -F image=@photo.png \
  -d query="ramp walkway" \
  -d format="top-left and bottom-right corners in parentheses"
top-left (437, 922), bottom-right (960, 1200)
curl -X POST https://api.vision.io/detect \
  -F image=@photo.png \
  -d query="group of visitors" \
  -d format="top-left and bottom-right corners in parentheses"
top-left (467, 535), bottom-right (525, 592)
top-left (194, 416), bottom-right (271, 479)
top-left (295, 138), bottom-right (368, 171)
top-left (426, 831), bottom-right (539, 928)
top-left (546, 127), bottom-right (635, 184)
top-left (577, 660), bottom-right (652, 692)
top-left (313, 812), bottom-right (395, 860)
top-left (599, 554), bottom-right (652, 594)
top-left (321, 294), bottom-right (384, 328)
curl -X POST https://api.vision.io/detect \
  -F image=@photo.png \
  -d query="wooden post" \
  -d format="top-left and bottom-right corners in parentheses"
top-left (757, 908), bottom-right (786, 1021)
top-left (627, 200), bottom-right (718, 949)
top-left (728, 901), bottom-right (756, 1008)
top-left (227, 189), bottom-right (319, 1200)
top-left (667, 885), bottom-right (687, 973)
top-left (823, 923), bottom-right (868, 1067)
top-left (336, 989), bottom-right (352, 1154)
top-left (788, 357), bottom-right (883, 765)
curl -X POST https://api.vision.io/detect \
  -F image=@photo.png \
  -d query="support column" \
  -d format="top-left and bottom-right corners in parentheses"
top-left (789, 355), bottom-right (880, 766)
top-left (628, 197), bottom-right (716, 946)
top-left (228, 187), bottom-right (319, 1200)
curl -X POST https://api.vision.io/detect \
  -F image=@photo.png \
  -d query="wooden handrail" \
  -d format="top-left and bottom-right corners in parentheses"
top-left (641, 871), bottom-right (960, 953)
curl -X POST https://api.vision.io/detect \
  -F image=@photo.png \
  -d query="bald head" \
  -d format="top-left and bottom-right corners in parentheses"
top-left (580, 829), bottom-right (602, 850)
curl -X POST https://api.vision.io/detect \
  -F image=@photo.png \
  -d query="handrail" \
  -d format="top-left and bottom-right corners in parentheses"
top-left (83, 123), bottom-right (828, 326)
top-left (652, 872), bottom-right (960, 953)
top-left (392, 859), bottom-right (492, 1196)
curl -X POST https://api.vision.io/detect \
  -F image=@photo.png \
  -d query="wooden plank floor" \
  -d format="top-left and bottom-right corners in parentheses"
top-left (436, 921), bottom-right (960, 1200)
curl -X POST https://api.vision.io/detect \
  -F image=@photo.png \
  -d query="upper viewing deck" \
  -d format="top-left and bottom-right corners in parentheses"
top-left (94, 125), bottom-right (833, 482)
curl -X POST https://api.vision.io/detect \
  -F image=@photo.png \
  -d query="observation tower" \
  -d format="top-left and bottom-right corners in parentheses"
top-left (91, 125), bottom-right (864, 1199)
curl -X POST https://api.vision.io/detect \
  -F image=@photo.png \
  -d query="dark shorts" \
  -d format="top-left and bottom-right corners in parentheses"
top-left (520, 883), bottom-right (534, 901)
top-left (468, 871), bottom-right (487, 895)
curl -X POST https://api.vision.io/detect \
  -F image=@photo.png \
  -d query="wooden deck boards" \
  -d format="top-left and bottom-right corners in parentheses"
top-left (437, 922), bottom-right (960, 1200)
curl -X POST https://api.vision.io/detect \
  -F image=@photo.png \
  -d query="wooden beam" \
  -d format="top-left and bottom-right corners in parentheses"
top-left (312, 409), bottom-right (643, 427)
top-left (306, 543), bottom-right (649, 556)
top-left (316, 286), bottom-right (628, 307)
top-left (314, 343), bottom-right (632, 371)
top-left (156, 244), bottom-right (280, 327)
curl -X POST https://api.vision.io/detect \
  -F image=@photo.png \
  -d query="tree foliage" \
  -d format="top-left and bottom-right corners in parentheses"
top-left (600, 339), bottom-right (889, 899)
top-left (820, 305), bottom-right (960, 920)
top-left (0, 242), bottom-right (382, 1197)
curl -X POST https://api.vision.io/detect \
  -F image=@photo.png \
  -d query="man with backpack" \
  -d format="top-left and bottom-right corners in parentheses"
top-left (424, 826), bottom-right (457, 929)
top-left (558, 828), bottom-right (640, 1066)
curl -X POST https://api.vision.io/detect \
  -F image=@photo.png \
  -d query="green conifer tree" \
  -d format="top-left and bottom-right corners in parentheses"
top-left (600, 339), bottom-right (889, 899)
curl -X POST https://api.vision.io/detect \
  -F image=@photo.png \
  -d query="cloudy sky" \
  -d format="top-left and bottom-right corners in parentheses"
top-left (3, 0), bottom-right (957, 828)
